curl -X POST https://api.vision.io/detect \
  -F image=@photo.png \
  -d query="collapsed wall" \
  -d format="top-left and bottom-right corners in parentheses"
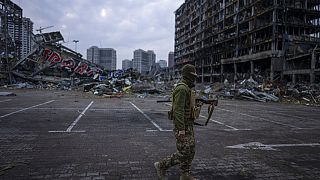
top-left (10, 31), bottom-right (104, 85)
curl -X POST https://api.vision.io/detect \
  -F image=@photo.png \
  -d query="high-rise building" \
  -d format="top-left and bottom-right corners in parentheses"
top-left (147, 50), bottom-right (156, 68)
top-left (0, 0), bottom-right (23, 62)
top-left (21, 17), bottom-right (33, 59)
top-left (133, 49), bottom-right (149, 74)
top-left (99, 48), bottom-right (117, 70)
top-left (87, 46), bottom-right (100, 64)
top-left (158, 60), bottom-right (167, 68)
top-left (133, 49), bottom-right (156, 74)
top-left (86, 46), bottom-right (117, 70)
top-left (168, 52), bottom-right (174, 68)
top-left (122, 59), bottom-right (132, 71)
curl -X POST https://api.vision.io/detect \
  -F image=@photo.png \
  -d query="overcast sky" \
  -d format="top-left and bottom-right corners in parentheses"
top-left (12, 0), bottom-right (184, 69)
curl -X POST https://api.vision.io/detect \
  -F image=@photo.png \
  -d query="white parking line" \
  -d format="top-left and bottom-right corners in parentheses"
top-left (49, 101), bottom-right (94, 133)
top-left (130, 102), bottom-right (172, 132)
top-left (199, 115), bottom-right (239, 130)
top-left (216, 107), bottom-right (301, 129)
top-left (270, 111), bottom-right (318, 122)
top-left (0, 107), bottom-right (133, 111)
top-left (226, 142), bottom-right (320, 151)
top-left (0, 100), bottom-right (55, 119)
top-left (66, 101), bottom-right (94, 132)
top-left (244, 102), bottom-right (320, 117)
top-left (48, 130), bottom-right (86, 133)
top-left (0, 99), bottom-right (12, 103)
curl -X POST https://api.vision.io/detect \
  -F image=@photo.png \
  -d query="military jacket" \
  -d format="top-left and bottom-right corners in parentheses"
top-left (172, 80), bottom-right (194, 131)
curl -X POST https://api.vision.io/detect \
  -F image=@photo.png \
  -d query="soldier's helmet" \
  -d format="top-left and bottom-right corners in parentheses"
top-left (182, 64), bottom-right (198, 80)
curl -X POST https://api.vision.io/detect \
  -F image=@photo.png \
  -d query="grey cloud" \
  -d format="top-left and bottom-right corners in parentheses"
top-left (13, 0), bottom-right (184, 69)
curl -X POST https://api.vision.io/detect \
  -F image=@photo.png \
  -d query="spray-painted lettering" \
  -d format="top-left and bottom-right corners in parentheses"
top-left (40, 48), bottom-right (102, 78)
top-left (41, 48), bottom-right (62, 65)
top-left (74, 63), bottom-right (89, 75)
top-left (48, 52), bottom-right (62, 65)
top-left (61, 58), bottom-right (76, 69)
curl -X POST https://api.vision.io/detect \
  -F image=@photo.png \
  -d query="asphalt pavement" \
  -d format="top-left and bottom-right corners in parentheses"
top-left (0, 89), bottom-right (319, 180)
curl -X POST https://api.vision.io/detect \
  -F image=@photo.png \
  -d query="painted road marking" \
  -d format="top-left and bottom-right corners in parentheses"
top-left (48, 130), bottom-right (86, 133)
top-left (216, 107), bottom-right (301, 129)
top-left (199, 115), bottom-right (238, 130)
top-left (270, 111), bottom-right (319, 122)
top-left (130, 102), bottom-right (172, 132)
top-left (0, 99), bottom-right (12, 103)
top-left (0, 107), bottom-right (132, 111)
top-left (66, 101), bottom-right (94, 132)
top-left (226, 142), bottom-right (320, 151)
top-left (224, 103), bottom-right (319, 122)
top-left (0, 100), bottom-right (55, 119)
top-left (49, 101), bottom-right (93, 133)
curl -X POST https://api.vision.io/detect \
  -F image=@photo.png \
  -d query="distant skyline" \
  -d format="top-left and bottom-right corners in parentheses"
top-left (12, 0), bottom-right (184, 69)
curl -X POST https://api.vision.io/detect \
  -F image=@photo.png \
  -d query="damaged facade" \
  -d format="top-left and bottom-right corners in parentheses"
top-left (0, 0), bottom-right (23, 83)
top-left (0, 0), bottom-right (106, 87)
top-left (12, 31), bottom-right (104, 85)
top-left (175, 0), bottom-right (320, 83)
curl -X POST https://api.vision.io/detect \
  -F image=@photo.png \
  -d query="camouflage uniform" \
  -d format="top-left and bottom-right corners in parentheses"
top-left (155, 64), bottom-right (199, 180)
top-left (159, 79), bottom-right (196, 174)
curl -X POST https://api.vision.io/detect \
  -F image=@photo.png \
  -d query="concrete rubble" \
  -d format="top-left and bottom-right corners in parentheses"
top-left (196, 77), bottom-right (320, 106)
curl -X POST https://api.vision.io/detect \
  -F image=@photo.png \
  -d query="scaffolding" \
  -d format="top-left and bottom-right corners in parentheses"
top-left (175, 0), bottom-right (320, 83)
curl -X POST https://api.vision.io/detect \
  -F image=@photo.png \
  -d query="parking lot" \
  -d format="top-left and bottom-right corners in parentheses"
top-left (0, 89), bottom-right (319, 179)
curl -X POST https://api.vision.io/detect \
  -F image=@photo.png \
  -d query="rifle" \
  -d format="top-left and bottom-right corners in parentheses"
top-left (195, 97), bottom-right (218, 126)
top-left (157, 96), bottom-right (218, 126)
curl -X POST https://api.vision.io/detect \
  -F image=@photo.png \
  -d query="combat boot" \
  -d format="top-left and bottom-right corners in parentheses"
top-left (180, 173), bottom-right (199, 180)
top-left (154, 162), bottom-right (166, 180)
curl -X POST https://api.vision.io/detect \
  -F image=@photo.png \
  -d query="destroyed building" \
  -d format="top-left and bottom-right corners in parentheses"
top-left (174, 0), bottom-right (320, 83)
top-left (0, 0), bottom-right (106, 86)
top-left (11, 31), bottom-right (105, 85)
top-left (0, 0), bottom-right (23, 82)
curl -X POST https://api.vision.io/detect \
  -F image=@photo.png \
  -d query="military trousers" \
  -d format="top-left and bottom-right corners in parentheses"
top-left (159, 126), bottom-right (195, 173)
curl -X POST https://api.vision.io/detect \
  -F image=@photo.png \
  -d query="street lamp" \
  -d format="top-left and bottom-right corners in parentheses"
top-left (72, 40), bottom-right (79, 52)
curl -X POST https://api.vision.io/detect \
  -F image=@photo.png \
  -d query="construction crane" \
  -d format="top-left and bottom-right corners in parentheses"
top-left (36, 25), bottom-right (54, 34)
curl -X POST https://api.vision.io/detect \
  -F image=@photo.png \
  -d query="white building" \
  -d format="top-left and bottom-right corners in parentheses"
top-left (87, 46), bottom-right (100, 64)
top-left (21, 17), bottom-right (33, 59)
top-left (133, 49), bottom-right (153, 74)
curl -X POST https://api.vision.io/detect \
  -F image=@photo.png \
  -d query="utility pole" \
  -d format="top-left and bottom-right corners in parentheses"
top-left (73, 40), bottom-right (79, 52)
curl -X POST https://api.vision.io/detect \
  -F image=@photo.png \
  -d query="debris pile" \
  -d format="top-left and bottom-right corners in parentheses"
top-left (197, 77), bottom-right (320, 106)
top-left (282, 83), bottom-right (320, 105)
top-left (82, 70), bottom-right (176, 97)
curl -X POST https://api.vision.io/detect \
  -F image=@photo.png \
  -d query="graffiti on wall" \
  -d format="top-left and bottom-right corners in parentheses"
top-left (40, 48), bottom-right (102, 78)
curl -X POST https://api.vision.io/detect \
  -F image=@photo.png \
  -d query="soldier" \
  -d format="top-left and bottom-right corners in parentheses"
top-left (154, 64), bottom-right (198, 180)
